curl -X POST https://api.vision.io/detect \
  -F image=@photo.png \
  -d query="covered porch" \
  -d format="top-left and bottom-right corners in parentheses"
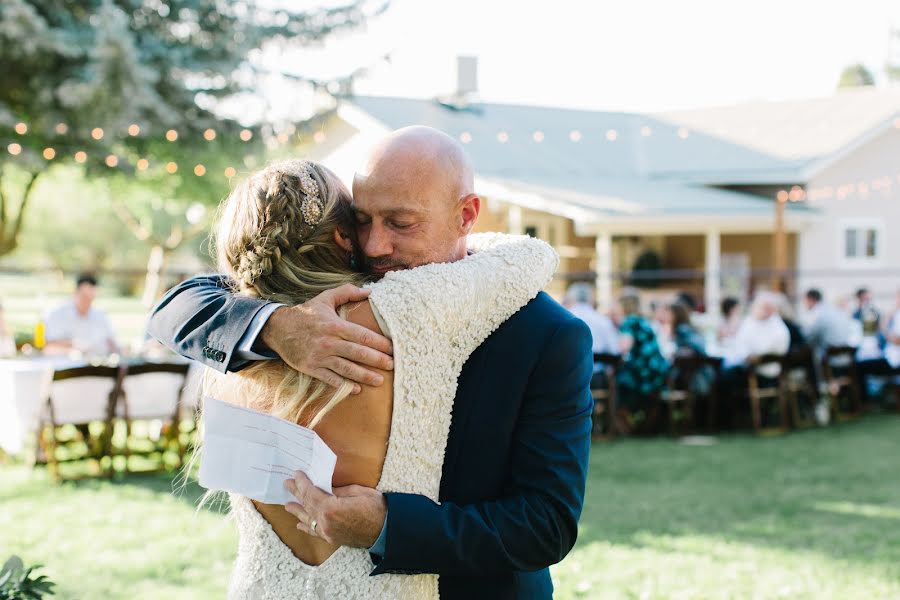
top-left (476, 176), bottom-right (817, 320)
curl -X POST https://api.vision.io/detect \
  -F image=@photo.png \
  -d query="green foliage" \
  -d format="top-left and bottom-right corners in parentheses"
top-left (629, 249), bottom-right (662, 288)
top-left (0, 0), bottom-right (383, 257)
top-left (0, 556), bottom-right (55, 599)
top-left (3, 418), bottom-right (900, 597)
top-left (837, 63), bottom-right (876, 88)
top-left (887, 28), bottom-right (900, 83)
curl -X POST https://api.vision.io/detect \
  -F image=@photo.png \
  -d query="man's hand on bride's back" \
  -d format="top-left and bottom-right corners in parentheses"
top-left (259, 284), bottom-right (393, 393)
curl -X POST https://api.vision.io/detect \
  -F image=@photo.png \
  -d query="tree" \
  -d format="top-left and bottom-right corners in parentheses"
top-left (837, 63), bottom-right (875, 89)
top-left (887, 28), bottom-right (900, 83)
top-left (0, 0), bottom-right (384, 269)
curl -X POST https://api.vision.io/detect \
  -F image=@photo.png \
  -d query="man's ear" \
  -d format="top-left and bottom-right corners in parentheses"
top-left (458, 193), bottom-right (481, 234)
top-left (334, 228), bottom-right (354, 253)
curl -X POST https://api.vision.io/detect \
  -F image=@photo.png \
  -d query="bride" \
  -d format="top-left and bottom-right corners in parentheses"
top-left (202, 158), bottom-right (557, 599)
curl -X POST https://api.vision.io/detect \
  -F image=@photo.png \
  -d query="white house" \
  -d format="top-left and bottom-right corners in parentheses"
top-left (307, 86), bottom-right (900, 316)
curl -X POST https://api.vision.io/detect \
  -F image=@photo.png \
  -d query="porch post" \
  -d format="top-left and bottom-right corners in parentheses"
top-left (705, 228), bottom-right (721, 324)
top-left (507, 205), bottom-right (524, 235)
top-left (595, 232), bottom-right (613, 311)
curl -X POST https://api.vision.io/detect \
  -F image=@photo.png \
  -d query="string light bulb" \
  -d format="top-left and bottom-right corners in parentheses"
top-left (569, 130), bottom-right (582, 142)
top-left (788, 186), bottom-right (806, 202)
top-left (42, 148), bottom-right (56, 160)
top-left (224, 166), bottom-right (236, 178)
top-left (165, 161), bottom-right (178, 173)
top-left (459, 132), bottom-right (472, 144)
top-left (239, 129), bottom-right (253, 141)
top-left (606, 129), bottom-right (618, 141)
top-left (55, 123), bottom-right (68, 135)
top-left (15, 123), bottom-right (27, 135)
top-left (91, 127), bottom-right (104, 140)
top-left (105, 155), bottom-right (118, 167)
top-left (7, 143), bottom-right (22, 155)
top-left (204, 128), bottom-right (216, 141)
top-left (165, 129), bottom-right (178, 142)
top-left (194, 164), bottom-right (206, 176)
top-left (128, 124), bottom-right (141, 136)
top-left (136, 158), bottom-right (149, 171)
top-left (74, 151), bottom-right (87, 163)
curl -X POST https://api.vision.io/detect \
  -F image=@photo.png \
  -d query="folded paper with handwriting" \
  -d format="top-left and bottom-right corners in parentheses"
top-left (199, 396), bottom-right (336, 504)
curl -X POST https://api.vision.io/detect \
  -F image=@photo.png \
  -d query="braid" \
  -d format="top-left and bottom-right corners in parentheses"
top-left (216, 159), bottom-right (368, 304)
top-left (209, 158), bottom-right (372, 442)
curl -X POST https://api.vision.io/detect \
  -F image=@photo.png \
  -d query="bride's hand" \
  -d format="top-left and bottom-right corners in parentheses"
top-left (259, 284), bottom-right (394, 393)
top-left (284, 472), bottom-right (387, 548)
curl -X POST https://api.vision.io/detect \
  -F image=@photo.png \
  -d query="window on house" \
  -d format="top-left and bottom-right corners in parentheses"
top-left (842, 224), bottom-right (881, 261)
top-left (524, 226), bottom-right (538, 238)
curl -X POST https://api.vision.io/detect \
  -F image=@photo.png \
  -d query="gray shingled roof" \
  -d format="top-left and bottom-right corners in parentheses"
top-left (348, 93), bottom-right (898, 221)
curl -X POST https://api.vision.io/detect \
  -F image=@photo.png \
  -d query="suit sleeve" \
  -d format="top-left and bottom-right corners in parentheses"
top-left (146, 274), bottom-right (274, 373)
top-left (370, 317), bottom-right (594, 575)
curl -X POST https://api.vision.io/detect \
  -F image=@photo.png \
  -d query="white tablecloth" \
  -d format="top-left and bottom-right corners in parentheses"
top-left (0, 357), bottom-right (203, 455)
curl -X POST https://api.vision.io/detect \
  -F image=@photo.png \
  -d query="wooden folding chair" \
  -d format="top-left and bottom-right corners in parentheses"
top-left (117, 362), bottom-right (192, 472)
top-left (821, 346), bottom-right (862, 421)
top-left (591, 353), bottom-right (622, 440)
top-left (746, 354), bottom-right (789, 434)
top-left (661, 352), bottom-right (722, 436)
top-left (780, 347), bottom-right (819, 429)
top-left (37, 365), bottom-right (123, 481)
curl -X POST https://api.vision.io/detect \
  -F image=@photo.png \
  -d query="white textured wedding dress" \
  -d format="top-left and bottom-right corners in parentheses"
top-left (226, 233), bottom-right (558, 599)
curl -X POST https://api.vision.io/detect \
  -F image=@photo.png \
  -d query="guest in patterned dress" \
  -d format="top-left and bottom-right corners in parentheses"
top-left (613, 288), bottom-right (668, 416)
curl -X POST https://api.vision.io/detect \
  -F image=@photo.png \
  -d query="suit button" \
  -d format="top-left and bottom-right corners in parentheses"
top-left (216, 350), bottom-right (226, 362)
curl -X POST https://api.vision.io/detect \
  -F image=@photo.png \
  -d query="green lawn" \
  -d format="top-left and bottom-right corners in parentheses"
top-left (3, 416), bottom-right (899, 599)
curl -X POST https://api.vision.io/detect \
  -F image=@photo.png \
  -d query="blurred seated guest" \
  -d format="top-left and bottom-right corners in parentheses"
top-left (563, 282), bottom-right (619, 355)
top-left (612, 288), bottom-right (668, 419)
top-left (0, 300), bottom-right (15, 357)
top-left (669, 301), bottom-right (706, 356)
top-left (564, 282), bottom-right (620, 390)
top-left (717, 296), bottom-right (742, 342)
top-left (653, 299), bottom-right (675, 359)
top-left (717, 292), bottom-right (790, 427)
top-left (776, 293), bottom-right (807, 353)
top-left (667, 301), bottom-right (715, 396)
top-left (856, 288), bottom-right (900, 405)
top-left (726, 292), bottom-right (791, 370)
top-left (802, 288), bottom-right (851, 354)
top-left (44, 273), bottom-right (119, 356)
top-left (675, 291), bottom-right (700, 324)
top-left (853, 287), bottom-right (881, 335)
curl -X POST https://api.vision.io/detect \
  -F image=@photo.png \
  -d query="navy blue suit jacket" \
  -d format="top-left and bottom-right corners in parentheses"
top-left (148, 277), bottom-right (593, 599)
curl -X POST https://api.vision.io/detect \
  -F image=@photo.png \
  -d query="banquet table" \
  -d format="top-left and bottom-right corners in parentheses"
top-left (0, 355), bottom-right (202, 456)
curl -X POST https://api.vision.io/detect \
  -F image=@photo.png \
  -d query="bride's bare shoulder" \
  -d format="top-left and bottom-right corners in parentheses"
top-left (342, 300), bottom-right (382, 335)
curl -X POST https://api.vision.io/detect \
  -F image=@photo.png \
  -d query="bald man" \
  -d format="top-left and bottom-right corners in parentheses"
top-left (148, 126), bottom-right (592, 599)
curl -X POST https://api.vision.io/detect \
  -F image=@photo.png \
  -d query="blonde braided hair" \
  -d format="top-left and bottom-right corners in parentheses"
top-left (206, 159), bottom-right (373, 429)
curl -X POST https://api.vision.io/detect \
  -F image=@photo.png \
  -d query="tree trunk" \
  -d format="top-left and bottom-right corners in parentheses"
top-left (0, 171), bottom-right (40, 258)
top-left (142, 244), bottom-right (171, 307)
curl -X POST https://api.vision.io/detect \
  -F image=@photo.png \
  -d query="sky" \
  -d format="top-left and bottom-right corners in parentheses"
top-left (273, 0), bottom-right (900, 114)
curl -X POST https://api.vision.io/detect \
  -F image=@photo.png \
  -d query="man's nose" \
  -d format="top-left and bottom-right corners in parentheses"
top-left (363, 224), bottom-right (393, 258)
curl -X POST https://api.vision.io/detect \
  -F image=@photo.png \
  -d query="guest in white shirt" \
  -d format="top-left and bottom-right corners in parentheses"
top-left (44, 273), bottom-right (119, 356)
top-left (718, 292), bottom-right (790, 428)
top-left (563, 282), bottom-right (619, 355)
top-left (725, 292), bottom-right (790, 370)
top-left (802, 289), bottom-right (851, 353)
